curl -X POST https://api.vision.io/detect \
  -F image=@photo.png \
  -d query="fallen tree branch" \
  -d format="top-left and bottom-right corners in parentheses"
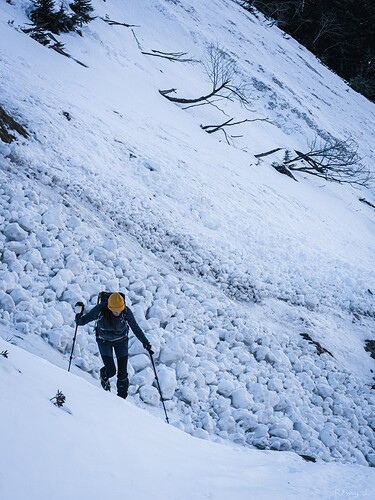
top-left (254, 147), bottom-right (283, 159)
top-left (141, 50), bottom-right (197, 63)
top-left (159, 44), bottom-right (252, 109)
top-left (255, 137), bottom-right (372, 186)
top-left (100, 17), bottom-right (139, 27)
top-left (201, 117), bottom-right (238, 133)
top-left (159, 81), bottom-right (229, 104)
top-left (201, 117), bottom-right (269, 134)
top-left (131, 29), bottom-right (143, 50)
top-left (359, 198), bottom-right (375, 209)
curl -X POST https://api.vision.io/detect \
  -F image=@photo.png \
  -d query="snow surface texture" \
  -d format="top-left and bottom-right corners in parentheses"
top-left (1, 0), bottom-right (375, 472)
top-left (2, 335), bottom-right (375, 500)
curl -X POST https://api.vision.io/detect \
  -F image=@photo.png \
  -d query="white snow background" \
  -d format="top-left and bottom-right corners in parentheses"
top-left (0, 0), bottom-right (375, 497)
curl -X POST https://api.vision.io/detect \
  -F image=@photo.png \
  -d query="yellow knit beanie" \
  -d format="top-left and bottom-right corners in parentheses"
top-left (108, 292), bottom-right (125, 312)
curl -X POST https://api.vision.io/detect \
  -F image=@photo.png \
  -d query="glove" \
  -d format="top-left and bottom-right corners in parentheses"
top-left (75, 312), bottom-right (83, 324)
top-left (143, 341), bottom-right (154, 355)
top-left (74, 302), bottom-right (84, 324)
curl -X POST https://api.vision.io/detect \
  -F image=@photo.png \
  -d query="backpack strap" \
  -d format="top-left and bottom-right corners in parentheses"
top-left (94, 296), bottom-right (128, 339)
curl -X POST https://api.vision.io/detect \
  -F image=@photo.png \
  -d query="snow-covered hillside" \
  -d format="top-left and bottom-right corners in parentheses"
top-left (2, 333), bottom-right (375, 500)
top-left (2, 332), bottom-right (375, 500)
top-left (1, 0), bottom-right (375, 480)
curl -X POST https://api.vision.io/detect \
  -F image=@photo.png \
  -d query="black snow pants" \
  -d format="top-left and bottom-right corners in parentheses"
top-left (97, 338), bottom-right (129, 398)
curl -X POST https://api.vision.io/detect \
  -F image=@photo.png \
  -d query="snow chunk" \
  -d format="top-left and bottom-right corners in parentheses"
top-left (54, 301), bottom-right (74, 324)
top-left (193, 429), bottom-right (210, 440)
top-left (367, 452), bottom-right (375, 467)
top-left (254, 424), bottom-right (269, 439)
top-left (316, 383), bottom-right (334, 399)
top-left (0, 291), bottom-right (15, 311)
top-left (269, 423), bottom-right (291, 439)
top-left (18, 214), bottom-right (38, 232)
top-left (103, 239), bottom-right (117, 252)
top-left (0, 271), bottom-right (18, 292)
top-left (157, 366), bottom-right (177, 400)
top-left (4, 223), bottom-right (28, 241)
top-left (217, 379), bottom-right (236, 397)
top-left (50, 274), bottom-right (66, 297)
top-left (62, 285), bottom-right (83, 305)
top-left (23, 249), bottom-right (43, 268)
top-left (147, 300), bottom-right (171, 324)
top-left (58, 269), bottom-right (75, 284)
top-left (130, 354), bottom-right (150, 372)
top-left (40, 246), bottom-right (61, 262)
top-left (180, 386), bottom-right (198, 404)
top-left (319, 426), bottom-right (337, 448)
top-left (176, 361), bottom-right (189, 379)
top-left (19, 275), bottom-right (32, 289)
top-left (139, 385), bottom-right (160, 406)
top-left (6, 240), bottom-right (31, 255)
top-left (42, 208), bottom-right (63, 227)
top-left (231, 388), bottom-right (252, 409)
top-left (132, 367), bottom-right (155, 388)
top-left (93, 246), bottom-right (112, 264)
top-left (159, 336), bottom-right (190, 365)
top-left (44, 307), bottom-right (64, 328)
top-left (10, 287), bottom-right (32, 305)
top-left (65, 255), bottom-right (82, 274)
top-left (305, 294), bottom-right (319, 309)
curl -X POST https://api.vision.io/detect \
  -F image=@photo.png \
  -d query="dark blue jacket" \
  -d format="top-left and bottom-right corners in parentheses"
top-left (77, 304), bottom-right (149, 344)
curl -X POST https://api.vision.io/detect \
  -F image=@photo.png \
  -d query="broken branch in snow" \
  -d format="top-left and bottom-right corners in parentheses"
top-left (100, 17), bottom-right (139, 28)
top-left (159, 80), bottom-right (230, 105)
top-left (256, 136), bottom-right (372, 187)
top-left (159, 43), bottom-right (252, 109)
top-left (201, 117), bottom-right (269, 134)
top-left (141, 50), bottom-right (197, 63)
top-left (254, 147), bottom-right (283, 159)
top-left (359, 198), bottom-right (375, 209)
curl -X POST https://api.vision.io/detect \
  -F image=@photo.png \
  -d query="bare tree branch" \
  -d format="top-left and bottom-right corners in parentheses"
top-left (201, 117), bottom-right (236, 133)
top-left (100, 17), bottom-right (139, 28)
top-left (312, 12), bottom-right (341, 46)
top-left (159, 81), bottom-right (229, 104)
top-left (201, 117), bottom-right (269, 134)
top-left (159, 43), bottom-right (252, 109)
top-left (203, 43), bottom-right (252, 108)
top-left (359, 198), bottom-right (375, 209)
top-left (257, 136), bottom-right (373, 187)
top-left (141, 50), bottom-right (197, 63)
top-left (181, 98), bottom-right (228, 111)
top-left (254, 147), bottom-right (283, 159)
top-left (131, 28), bottom-right (143, 50)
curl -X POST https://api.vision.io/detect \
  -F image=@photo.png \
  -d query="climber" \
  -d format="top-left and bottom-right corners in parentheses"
top-left (75, 292), bottom-right (153, 399)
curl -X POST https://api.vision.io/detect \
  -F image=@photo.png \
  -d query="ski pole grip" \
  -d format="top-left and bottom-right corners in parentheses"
top-left (74, 301), bottom-right (84, 314)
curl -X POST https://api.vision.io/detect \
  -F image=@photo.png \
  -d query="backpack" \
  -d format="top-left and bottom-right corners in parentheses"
top-left (95, 291), bottom-right (129, 341)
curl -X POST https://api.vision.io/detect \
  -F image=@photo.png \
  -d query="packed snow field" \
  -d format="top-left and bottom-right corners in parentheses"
top-left (1, 0), bottom-right (375, 478)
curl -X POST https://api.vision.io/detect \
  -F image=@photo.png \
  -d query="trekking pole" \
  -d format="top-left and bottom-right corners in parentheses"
top-left (149, 352), bottom-right (169, 424)
top-left (68, 302), bottom-right (84, 372)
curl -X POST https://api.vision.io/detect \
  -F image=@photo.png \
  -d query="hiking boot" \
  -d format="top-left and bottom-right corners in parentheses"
top-left (100, 367), bottom-right (111, 391)
top-left (117, 376), bottom-right (129, 399)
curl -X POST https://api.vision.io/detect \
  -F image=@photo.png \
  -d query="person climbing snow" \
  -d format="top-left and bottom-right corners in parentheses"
top-left (75, 292), bottom-right (153, 399)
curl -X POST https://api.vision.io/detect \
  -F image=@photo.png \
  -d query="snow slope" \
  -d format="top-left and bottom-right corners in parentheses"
top-left (0, 0), bottom-right (375, 478)
top-left (1, 333), bottom-right (374, 500)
